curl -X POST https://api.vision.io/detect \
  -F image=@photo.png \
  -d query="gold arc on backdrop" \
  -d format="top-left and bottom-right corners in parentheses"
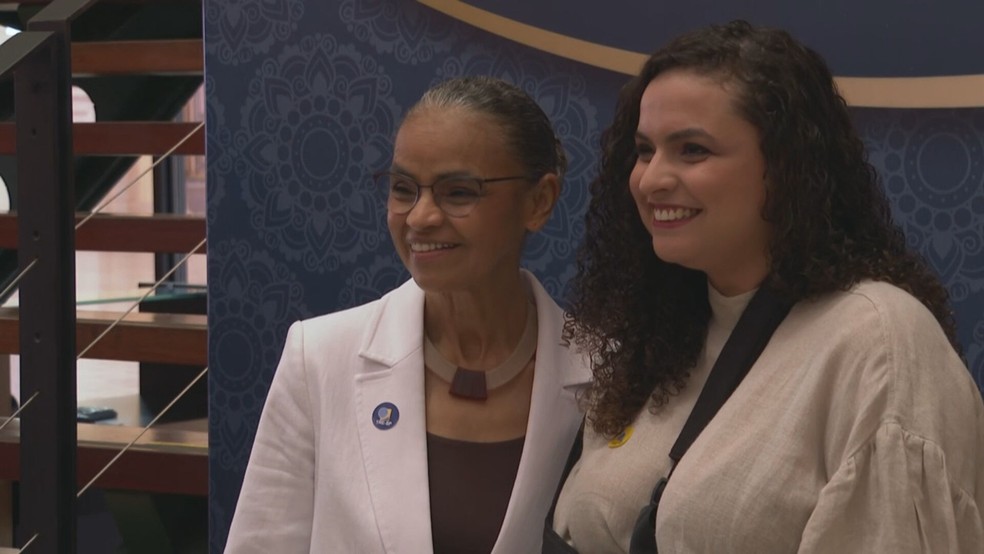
top-left (418, 0), bottom-right (984, 109)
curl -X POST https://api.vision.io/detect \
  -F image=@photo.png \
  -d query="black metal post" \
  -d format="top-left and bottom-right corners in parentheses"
top-left (13, 30), bottom-right (77, 553)
top-left (153, 155), bottom-right (187, 286)
top-left (0, 1), bottom-right (104, 550)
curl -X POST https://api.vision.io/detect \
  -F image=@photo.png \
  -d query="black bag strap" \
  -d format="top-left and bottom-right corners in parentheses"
top-left (669, 286), bottom-right (793, 463)
top-left (629, 286), bottom-right (794, 554)
top-left (542, 419), bottom-right (585, 554)
top-left (548, 418), bottom-right (585, 524)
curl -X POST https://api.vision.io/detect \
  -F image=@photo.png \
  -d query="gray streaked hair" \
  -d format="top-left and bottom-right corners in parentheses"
top-left (405, 76), bottom-right (567, 184)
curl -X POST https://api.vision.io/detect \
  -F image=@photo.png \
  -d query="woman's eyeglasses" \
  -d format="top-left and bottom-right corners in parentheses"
top-left (373, 171), bottom-right (530, 218)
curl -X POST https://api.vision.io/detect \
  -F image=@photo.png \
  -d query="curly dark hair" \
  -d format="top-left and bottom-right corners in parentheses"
top-left (566, 20), bottom-right (960, 438)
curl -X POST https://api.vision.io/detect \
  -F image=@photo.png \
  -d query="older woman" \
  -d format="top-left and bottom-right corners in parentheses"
top-left (550, 21), bottom-right (984, 553)
top-left (227, 76), bottom-right (590, 553)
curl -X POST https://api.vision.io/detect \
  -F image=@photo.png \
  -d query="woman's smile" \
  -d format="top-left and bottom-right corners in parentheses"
top-left (649, 204), bottom-right (701, 228)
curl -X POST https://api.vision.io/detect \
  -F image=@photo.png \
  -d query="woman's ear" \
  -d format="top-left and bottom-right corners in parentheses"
top-left (524, 173), bottom-right (561, 232)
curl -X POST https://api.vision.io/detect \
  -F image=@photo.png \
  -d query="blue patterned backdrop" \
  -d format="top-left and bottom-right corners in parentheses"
top-left (204, 1), bottom-right (984, 551)
top-left (856, 110), bottom-right (984, 390)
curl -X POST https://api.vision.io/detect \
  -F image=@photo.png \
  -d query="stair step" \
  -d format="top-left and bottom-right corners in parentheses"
top-left (71, 39), bottom-right (203, 76)
top-left (0, 308), bottom-right (207, 365)
top-left (0, 419), bottom-right (207, 496)
top-left (0, 121), bottom-right (204, 156)
top-left (0, 213), bottom-right (206, 253)
top-left (11, 0), bottom-right (201, 4)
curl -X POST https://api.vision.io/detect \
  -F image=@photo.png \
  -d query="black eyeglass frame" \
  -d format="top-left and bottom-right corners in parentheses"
top-left (373, 171), bottom-right (533, 218)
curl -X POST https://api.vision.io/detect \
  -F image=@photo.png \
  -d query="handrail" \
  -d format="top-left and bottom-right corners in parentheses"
top-left (28, 0), bottom-right (98, 29)
top-left (2, 1), bottom-right (209, 550)
top-left (3, 2), bottom-right (78, 550)
top-left (0, 31), bottom-right (54, 81)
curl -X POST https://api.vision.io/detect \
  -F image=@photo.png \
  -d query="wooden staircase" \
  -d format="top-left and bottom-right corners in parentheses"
top-left (0, 121), bottom-right (204, 155)
top-left (0, 212), bottom-right (205, 253)
top-left (0, 308), bottom-right (206, 365)
top-left (0, 0), bottom-right (208, 550)
top-left (0, 418), bottom-right (207, 496)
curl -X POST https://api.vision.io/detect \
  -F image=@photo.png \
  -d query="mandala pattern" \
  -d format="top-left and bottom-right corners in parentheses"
top-left (205, 75), bottom-right (232, 228)
top-left (207, 239), bottom-right (311, 473)
top-left (336, 254), bottom-right (410, 309)
top-left (856, 108), bottom-right (984, 395)
top-left (434, 42), bottom-right (602, 299)
top-left (339, 0), bottom-right (458, 65)
top-left (859, 111), bottom-right (984, 290)
top-left (234, 35), bottom-right (401, 273)
top-left (204, 0), bottom-right (305, 65)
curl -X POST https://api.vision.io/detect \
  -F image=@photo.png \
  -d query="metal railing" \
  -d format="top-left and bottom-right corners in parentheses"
top-left (0, 0), bottom-right (83, 548)
top-left (0, 0), bottom-right (205, 551)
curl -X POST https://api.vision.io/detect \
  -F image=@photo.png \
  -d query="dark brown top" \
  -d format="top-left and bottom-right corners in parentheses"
top-left (427, 433), bottom-right (525, 554)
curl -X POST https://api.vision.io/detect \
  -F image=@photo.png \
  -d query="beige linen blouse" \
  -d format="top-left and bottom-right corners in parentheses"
top-left (554, 281), bottom-right (984, 553)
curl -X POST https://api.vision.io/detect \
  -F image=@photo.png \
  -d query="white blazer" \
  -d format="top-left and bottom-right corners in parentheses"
top-left (226, 270), bottom-right (591, 553)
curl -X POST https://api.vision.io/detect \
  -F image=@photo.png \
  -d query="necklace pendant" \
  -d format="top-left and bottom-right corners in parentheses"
top-left (449, 367), bottom-right (488, 400)
top-left (425, 302), bottom-right (537, 401)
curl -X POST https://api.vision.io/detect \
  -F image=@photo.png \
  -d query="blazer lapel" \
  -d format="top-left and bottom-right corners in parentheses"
top-left (354, 280), bottom-right (434, 554)
top-left (492, 272), bottom-right (592, 554)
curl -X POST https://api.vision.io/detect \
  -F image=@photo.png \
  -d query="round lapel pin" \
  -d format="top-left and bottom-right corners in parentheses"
top-left (372, 402), bottom-right (399, 430)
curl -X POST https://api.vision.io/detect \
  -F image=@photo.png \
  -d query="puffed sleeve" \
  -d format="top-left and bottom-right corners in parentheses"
top-left (799, 421), bottom-right (984, 553)
top-left (226, 321), bottom-right (316, 553)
